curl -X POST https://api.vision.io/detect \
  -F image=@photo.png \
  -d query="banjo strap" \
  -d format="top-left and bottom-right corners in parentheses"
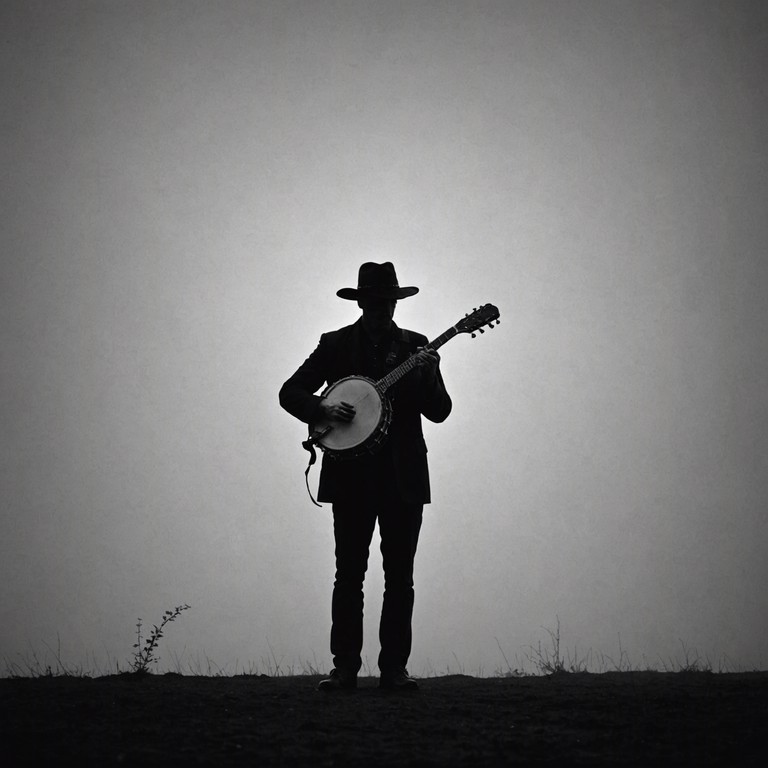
top-left (301, 426), bottom-right (332, 508)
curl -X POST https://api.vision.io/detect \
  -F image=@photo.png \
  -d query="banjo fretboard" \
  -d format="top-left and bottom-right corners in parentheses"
top-left (375, 326), bottom-right (460, 393)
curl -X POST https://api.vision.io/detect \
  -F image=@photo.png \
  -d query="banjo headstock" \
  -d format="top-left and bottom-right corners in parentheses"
top-left (456, 303), bottom-right (500, 338)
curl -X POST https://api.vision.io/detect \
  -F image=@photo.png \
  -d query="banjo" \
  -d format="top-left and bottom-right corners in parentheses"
top-left (304, 303), bottom-right (500, 463)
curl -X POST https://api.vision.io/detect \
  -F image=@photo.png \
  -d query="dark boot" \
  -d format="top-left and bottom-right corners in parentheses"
top-left (379, 668), bottom-right (418, 691)
top-left (318, 668), bottom-right (358, 692)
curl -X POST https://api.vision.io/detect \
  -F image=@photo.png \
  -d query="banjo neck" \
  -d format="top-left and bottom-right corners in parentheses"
top-left (375, 326), bottom-right (459, 393)
top-left (373, 303), bottom-right (500, 393)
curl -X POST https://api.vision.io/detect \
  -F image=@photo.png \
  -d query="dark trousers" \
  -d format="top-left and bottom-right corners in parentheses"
top-left (330, 495), bottom-right (423, 676)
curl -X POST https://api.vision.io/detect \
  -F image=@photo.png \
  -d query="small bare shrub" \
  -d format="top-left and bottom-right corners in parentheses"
top-left (131, 604), bottom-right (191, 674)
top-left (525, 616), bottom-right (593, 675)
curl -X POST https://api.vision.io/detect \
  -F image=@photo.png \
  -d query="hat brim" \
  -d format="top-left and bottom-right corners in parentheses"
top-left (337, 286), bottom-right (419, 300)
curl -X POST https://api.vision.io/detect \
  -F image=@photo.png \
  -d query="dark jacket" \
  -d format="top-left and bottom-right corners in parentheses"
top-left (279, 319), bottom-right (452, 504)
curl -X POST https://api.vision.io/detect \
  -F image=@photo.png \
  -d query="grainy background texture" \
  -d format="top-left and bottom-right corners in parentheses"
top-left (1, 0), bottom-right (766, 675)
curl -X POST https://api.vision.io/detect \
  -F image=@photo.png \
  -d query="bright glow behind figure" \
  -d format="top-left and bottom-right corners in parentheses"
top-left (0, 1), bottom-right (766, 674)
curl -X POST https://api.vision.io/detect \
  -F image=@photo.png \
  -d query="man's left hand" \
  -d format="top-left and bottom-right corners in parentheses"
top-left (414, 347), bottom-right (440, 379)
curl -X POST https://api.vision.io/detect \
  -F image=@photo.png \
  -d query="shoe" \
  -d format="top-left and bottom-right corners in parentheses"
top-left (379, 670), bottom-right (419, 691)
top-left (317, 669), bottom-right (357, 691)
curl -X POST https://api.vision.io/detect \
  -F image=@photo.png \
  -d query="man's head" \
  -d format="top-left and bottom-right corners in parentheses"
top-left (357, 296), bottom-right (397, 335)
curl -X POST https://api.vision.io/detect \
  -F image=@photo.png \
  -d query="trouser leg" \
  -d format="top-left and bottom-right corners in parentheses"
top-left (377, 500), bottom-right (423, 675)
top-left (330, 501), bottom-right (377, 674)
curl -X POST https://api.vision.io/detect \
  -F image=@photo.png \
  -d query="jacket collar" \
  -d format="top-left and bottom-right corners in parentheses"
top-left (355, 317), bottom-right (400, 346)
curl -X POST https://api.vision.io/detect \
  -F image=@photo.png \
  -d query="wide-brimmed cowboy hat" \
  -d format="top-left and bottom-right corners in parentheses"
top-left (336, 262), bottom-right (419, 300)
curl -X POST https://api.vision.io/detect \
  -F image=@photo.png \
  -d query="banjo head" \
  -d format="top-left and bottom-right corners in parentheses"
top-left (314, 376), bottom-right (386, 454)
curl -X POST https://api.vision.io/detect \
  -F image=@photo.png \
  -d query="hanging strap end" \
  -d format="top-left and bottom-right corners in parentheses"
top-left (301, 426), bottom-right (332, 507)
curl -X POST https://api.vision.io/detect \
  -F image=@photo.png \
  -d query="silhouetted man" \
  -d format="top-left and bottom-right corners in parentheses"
top-left (279, 262), bottom-right (452, 690)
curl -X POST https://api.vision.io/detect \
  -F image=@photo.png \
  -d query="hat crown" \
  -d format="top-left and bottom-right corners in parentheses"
top-left (357, 261), bottom-right (399, 289)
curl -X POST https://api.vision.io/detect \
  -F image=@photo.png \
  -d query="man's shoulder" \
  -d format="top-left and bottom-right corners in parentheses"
top-left (319, 322), bottom-right (358, 345)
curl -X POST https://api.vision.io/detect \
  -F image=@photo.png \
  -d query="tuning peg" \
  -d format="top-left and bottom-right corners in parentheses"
top-left (488, 322), bottom-right (494, 328)
top-left (478, 327), bottom-right (485, 333)
top-left (471, 332), bottom-right (476, 338)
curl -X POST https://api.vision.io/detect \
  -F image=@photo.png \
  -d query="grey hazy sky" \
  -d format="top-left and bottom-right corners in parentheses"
top-left (1, 0), bottom-right (766, 675)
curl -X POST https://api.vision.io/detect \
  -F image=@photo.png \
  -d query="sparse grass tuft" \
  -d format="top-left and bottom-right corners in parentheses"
top-left (494, 637), bottom-right (525, 677)
top-left (3, 635), bottom-right (92, 678)
top-left (526, 615), bottom-right (586, 674)
top-left (525, 618), bottom-right (617, 675)
top-left (656, 640), bottom-right (731, 674)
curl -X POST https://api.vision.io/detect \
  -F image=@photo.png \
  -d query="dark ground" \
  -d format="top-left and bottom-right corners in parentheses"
top-left (2, 671), bottom-right (767, 766)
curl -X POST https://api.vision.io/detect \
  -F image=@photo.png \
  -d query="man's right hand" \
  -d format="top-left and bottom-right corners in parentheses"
top-left (320, 400), bottom-right (356, 423)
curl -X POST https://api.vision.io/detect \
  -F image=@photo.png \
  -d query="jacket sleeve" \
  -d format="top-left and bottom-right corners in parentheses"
top-left (278, 334), bottom-right (333, 425)
top-left (408, 331), bottom-right (452, 424)
top-left (418, 363), bottom-right (452, 423)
